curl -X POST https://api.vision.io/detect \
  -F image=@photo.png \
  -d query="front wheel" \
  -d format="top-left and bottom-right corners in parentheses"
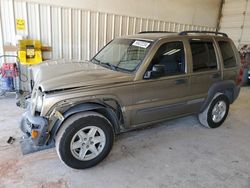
top-left (55, 112), bottom-right (114, 169)
top-left (199, 94), bottom-right (230, 128)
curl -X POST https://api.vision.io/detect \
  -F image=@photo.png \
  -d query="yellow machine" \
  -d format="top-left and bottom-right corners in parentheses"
top-left (18, 40), bottom-right (42, 65)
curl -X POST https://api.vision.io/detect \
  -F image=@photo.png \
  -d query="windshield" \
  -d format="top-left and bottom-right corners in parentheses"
top-left (91, 39), bottom-right (152, 73)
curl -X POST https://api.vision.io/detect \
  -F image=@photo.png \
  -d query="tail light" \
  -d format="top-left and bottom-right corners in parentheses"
top-left (236, 65), bottom-right (245, 86)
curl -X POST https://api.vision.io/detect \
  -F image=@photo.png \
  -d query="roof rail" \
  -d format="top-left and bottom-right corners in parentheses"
top-left (138, 31), bottom-right (175, 34)
top-left (179, 30), bottom-right (228, 37)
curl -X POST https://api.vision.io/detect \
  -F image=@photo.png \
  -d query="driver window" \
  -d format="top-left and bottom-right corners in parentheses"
top-left (150, 41), bottom-right (186, 76)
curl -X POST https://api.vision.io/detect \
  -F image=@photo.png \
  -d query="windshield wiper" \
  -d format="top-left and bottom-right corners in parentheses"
top-left (100, 62), bottom-right (117, 71)
top-left (92, 58), bottom-right (117, 71)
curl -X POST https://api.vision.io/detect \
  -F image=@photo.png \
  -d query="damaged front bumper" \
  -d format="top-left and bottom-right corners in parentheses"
top-left (20, 111), bottom-right (50, 146)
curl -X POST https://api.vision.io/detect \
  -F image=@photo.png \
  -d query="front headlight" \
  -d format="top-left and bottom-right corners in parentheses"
top-left (30, 91), bottom-right (37, 114)
top-left (36, 94), bottom-right (43, 112)
top-left (30, 89), bottom-right (44, 114)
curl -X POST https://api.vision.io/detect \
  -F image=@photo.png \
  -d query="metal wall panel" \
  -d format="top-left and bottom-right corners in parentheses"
top-left (0, 0), bottom-right (216, 61)
top-left (1, 0), bottom-right (15, 45)
top-left (51, 6), bottom-right (62, 59)
top-left (220, 0), bottom-right (249, 48)
top-left (241, 1), bottom-right (250, 44)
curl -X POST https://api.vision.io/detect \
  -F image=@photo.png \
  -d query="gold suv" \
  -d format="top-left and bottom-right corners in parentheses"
top-left (20, 31), bottom-right (242, 169)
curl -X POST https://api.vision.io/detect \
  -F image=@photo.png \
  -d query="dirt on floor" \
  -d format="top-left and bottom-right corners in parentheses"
top-left (0, 87), bottom-right (250, 188)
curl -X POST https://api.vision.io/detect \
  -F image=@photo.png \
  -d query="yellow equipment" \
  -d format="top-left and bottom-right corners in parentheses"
top-left (18, 40), bottom-right (42, 65)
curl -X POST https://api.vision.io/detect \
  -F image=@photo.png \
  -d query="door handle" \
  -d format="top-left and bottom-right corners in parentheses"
top-left (175, 79), bottom-right (187, 85)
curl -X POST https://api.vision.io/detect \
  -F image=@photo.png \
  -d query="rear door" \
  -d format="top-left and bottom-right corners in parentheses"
top-left (188, 38), bottom-right (222, 111)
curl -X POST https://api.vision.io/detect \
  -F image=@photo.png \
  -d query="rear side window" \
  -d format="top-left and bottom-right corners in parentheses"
top-left (218, 41), bottom-right (236, 68)
top-left (190, 40), bottom-right (218, 72)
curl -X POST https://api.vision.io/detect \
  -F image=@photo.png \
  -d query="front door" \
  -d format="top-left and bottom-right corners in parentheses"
top-left (131, 41), bottom-right (191, 126)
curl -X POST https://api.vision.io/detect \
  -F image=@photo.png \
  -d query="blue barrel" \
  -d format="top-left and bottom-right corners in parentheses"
top-left (1, 77), bottom-right (14, 91)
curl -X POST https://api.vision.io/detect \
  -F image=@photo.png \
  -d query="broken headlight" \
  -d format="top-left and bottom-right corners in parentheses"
top-left (36, 93), bottom-right (43, 112)
top-left (30, 89), bottom-right (44, 114)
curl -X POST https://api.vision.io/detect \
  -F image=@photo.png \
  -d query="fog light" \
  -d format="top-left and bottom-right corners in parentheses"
top-left (31, 130), bottom-right (39, 139)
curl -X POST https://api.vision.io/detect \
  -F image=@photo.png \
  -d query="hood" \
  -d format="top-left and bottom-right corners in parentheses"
top-left (31, 59), bottom-right (134, 92)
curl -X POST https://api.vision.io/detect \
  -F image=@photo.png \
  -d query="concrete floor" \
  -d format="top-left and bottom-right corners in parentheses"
top-left (0, 87), bottom-right (249, 188)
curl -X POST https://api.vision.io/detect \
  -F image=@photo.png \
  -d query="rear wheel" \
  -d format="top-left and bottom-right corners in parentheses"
top-left (55, 112), bottom-right (114, 169)
top-left (199, 94), bottom-right (230, 128)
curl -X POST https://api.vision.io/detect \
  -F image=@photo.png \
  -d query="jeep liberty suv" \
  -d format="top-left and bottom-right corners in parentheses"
top-left (20, 31), bottom-right (241, 169)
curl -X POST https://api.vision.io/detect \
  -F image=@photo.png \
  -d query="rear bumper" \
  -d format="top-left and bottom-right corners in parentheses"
top-left (20, 111), bottom-right (49, 146)
top-left (233, 85), bottom-right (241, 102)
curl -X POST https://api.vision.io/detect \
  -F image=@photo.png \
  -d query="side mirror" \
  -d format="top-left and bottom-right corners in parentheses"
top-left (148, 64), bottom-right (165, 79)
top-left (144, 64), bottom-right (165, 79)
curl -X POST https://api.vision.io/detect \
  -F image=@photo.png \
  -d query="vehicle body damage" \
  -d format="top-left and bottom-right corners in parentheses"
top-left (22, 59), bottom-right (134, 146)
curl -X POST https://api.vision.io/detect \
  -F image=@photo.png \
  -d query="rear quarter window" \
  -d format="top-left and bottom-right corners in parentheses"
top-left (218, 41), bottom-right (237, 68)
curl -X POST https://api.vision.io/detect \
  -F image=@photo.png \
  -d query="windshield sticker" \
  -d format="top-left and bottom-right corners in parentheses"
top-left (132, 41), bottom-right (150, 48)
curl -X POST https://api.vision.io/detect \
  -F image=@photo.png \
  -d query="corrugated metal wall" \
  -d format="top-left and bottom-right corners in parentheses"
top-left (0, 0), bottom-right (216, 61)
top-left (220, 0), bottom-right (250, 48)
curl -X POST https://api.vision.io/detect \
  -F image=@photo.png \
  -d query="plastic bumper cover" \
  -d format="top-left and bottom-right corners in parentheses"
top-left (20, 111), bottom-right (49, 146)
top-left (233, 85), bottom-right (241, 102)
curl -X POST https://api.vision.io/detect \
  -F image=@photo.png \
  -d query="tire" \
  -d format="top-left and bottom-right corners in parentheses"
top-left (198, 94), bottom-right (230, 129)
top-left (55, 111), bottom-right (114, 169)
